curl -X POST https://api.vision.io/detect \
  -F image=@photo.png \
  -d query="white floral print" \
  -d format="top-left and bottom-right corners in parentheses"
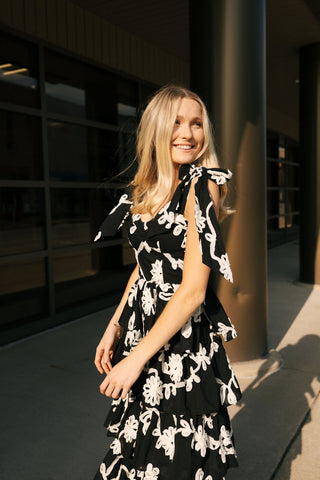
top-left (192, 425), bottom-right (208, 457)
top-left (150, 260), bottom-right (164, 285)
top-left (195, 197), bottom-right (206, 232)
top-left (141, 287), bottom-right (155, 316)
top-left (153, 426), bottom-right (176, 460)
top-left (143, 373), bottom-right (164, 406)
top-left (94, 165), bottom-right (240, 480)
top-left (141, 463), bottom-right (160, 480)
top-left (122, 415), bottom-right (139, 442)
top-left (110, 438), bottom-right (121, 455)
top-left (162, 353), bottom-right (183, 382)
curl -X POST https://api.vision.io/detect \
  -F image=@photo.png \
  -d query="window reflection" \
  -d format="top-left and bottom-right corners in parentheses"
top-left (46, 51), bottom-right (116, 123)
top-left (54, 247), bottom-right (134, 311)
top-left (45, 81), bottom-right (85, 118)
top-left (0, 63), bottom-right (38, 90)
top-left (0, 32), bottom-right (39, 108)
top-left (0, 110), bottom-right (42, 180)
top-left (51, 188), bottom-right (103, 247)
top-left (0, 188), bottom-right (45, 256)
top-left (47, 121), bottom-right (119, 182)
top-left (117, 103), bottom-right (137, 178)
top-left (45, 50), bottom-right (139, 124)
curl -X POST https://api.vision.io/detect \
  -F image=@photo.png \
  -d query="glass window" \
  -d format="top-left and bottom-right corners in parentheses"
top-left (267, 160), bottom-right (278, 187)
top-left (47, 121), bottom-right (121, 182)
top-left (0, 110), bottom-right (43, 180)
top-left (50, 188), bottom-right (116, 247)
top-left (287, 189), bottom-right (300, 215)
top-left (0, 257), bottom-right (48, 326)
top-left (267, 189), bottom-right (280, 218)
top-left (0, 31), bottom-right (39, 108)
top-left (45, 50), bottom-right (138, 124)
top-left (140, 84), bottom-right (157, 108)
top-left (53, 246), bottom-right (134, 311)
top-left (287, 163), bottom-right (299, 186)
top-left (0, 188), bottom-right (45, 256)
top-left (277, 162), bottom-right (286, 187)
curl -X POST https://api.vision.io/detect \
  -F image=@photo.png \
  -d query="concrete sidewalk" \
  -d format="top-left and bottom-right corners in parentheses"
top-left (0, 241), bottom-right (319, 480)
top-left (228, 241), bottom-right (320, 480)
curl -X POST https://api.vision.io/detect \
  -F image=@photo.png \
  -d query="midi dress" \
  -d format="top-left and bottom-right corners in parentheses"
top-left (93, 164), bottom-right (242, 480)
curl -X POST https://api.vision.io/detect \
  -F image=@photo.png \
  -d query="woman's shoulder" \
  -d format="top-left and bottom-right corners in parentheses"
top-left (179, 164), bottom-right (232, 185)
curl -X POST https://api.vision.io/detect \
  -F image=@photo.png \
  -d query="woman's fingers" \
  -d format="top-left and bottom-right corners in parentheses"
top-left (111, 386), bottom-right (122, 399)
top-left (104, 382), bottom-right (115, 398)
top-left (94, 347), bottom-right (104, 374)
top-left (102, 351), bottom-right (113, 374)
top-left (121, 386), bottom-right (129, 399)
top-left (99, 375), bottom-right (109, 395)
top-left (99, 372), bottom-right (123, 399)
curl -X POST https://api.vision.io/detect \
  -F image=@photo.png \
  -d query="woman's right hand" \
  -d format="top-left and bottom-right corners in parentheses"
top-left (94, 321), bottom-right (122, 375)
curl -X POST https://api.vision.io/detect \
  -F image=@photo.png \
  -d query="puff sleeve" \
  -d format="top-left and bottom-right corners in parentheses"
top-left (93, 193), bottom-right (132, 241)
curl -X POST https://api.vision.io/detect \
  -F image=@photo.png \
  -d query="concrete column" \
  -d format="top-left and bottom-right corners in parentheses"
top-left (299, 43), bottom-right (320, 285)
top-left (190, 0), bottom-right (268, 361)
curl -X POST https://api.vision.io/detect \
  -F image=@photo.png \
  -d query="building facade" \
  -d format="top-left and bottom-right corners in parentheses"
top-left (0, 0), bottom-right (319, 353)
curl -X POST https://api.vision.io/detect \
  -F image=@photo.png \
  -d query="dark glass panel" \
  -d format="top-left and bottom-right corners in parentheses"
top-left (291, 212), bottom-right (300, 226)
top-left (266, 131), bottom-right (278, 159)
top-left (0, 31), bottom-right (39, 108)
top-left (53, 246), bottom-right (135, 311)
top-left (287, 163), bottom-right (300, 187)
top-left (0, 258), bottom-right (47, 326)
top-left (118, 103), bottom-right (137, 129)
top-left (45, 50), bottom-right (138, 124)
top-left (0, 188), bottom-right (45, 256)
top-left (277, 162), bottom-right (286, 187)
top-left (117, 103), bottom-right (137, 178)
top-left (140, 84), bottom-right (157, 108)
top-left (267, 189), bottom-right (280, 218)
top-left (0, 110), bottom-right (42, 180)
top-left (47, 121), bottom-right (120, 182)
top-left (287, 190), bottom-right (300, 222)
top-left (51, 188), bottom-right (106, 247)
top-left (267, 189), bottom-right (286, 228)
top-left (267, 160), bottom-right (279, 188)
top-left (50, 187), bottom-right (137, 255)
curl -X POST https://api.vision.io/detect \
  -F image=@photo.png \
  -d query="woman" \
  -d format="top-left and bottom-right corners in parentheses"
top-left (93, 85), bottom-right (241, 480)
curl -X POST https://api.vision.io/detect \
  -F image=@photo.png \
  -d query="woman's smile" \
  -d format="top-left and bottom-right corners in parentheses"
top-left (171, 98), bottom-right (204, 166)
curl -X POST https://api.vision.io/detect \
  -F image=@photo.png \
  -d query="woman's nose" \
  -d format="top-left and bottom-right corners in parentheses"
top-left (180, 122), bottom-right (192, 139)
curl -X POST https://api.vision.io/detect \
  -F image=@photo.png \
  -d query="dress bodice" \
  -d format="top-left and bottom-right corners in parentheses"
top-left (94, 164), bottom-right (233, 284)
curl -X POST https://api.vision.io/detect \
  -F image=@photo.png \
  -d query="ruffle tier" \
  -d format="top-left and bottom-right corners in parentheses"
top-left (95, 398), bottom-right (237, 480)
top-left (111, 279), bottom-right (241, 417)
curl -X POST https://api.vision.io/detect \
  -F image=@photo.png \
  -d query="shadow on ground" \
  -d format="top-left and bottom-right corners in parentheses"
top-left (228, 334), bottom-right (320, 480)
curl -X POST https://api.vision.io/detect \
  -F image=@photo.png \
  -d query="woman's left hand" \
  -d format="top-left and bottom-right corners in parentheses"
top-left (99, 355), bottom-right (144, 399)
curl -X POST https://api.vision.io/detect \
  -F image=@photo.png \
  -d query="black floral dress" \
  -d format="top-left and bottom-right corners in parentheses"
top-left (93, 164), bottom-right (242, 480)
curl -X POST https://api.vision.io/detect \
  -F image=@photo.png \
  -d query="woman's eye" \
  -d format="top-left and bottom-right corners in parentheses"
top-left (175, 120), bottom-right (180, 125)
top-left (195, 122), bottom-right (202, 127)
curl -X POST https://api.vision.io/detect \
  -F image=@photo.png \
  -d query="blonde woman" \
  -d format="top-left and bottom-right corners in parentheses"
top-left (93, 85), bottom-right (241, 480)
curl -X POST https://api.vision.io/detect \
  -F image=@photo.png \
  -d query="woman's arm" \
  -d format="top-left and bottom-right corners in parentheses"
top-left (129, 179), bottom-right (220, 365)
top-left (94, 263), bottom-right (139, 374)
top-left (100, 180), bottom-right (220, 398)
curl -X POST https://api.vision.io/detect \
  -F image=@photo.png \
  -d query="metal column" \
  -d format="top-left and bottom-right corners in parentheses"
top-left (190, 0), bottom-right (268, 361)
top-left (299, 43), bottom-right (320, 285)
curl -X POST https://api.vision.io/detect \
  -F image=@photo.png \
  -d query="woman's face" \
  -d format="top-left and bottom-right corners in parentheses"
top-left (170, 98), bottom-right (204, 168)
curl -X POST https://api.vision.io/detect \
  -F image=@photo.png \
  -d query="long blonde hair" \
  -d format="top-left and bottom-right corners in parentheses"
top-left (131, 85), bottom-right (230, 221)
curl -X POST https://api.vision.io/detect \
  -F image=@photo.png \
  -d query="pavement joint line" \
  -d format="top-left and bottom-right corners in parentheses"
top-left (268, 389), bottom-right (320, 480)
